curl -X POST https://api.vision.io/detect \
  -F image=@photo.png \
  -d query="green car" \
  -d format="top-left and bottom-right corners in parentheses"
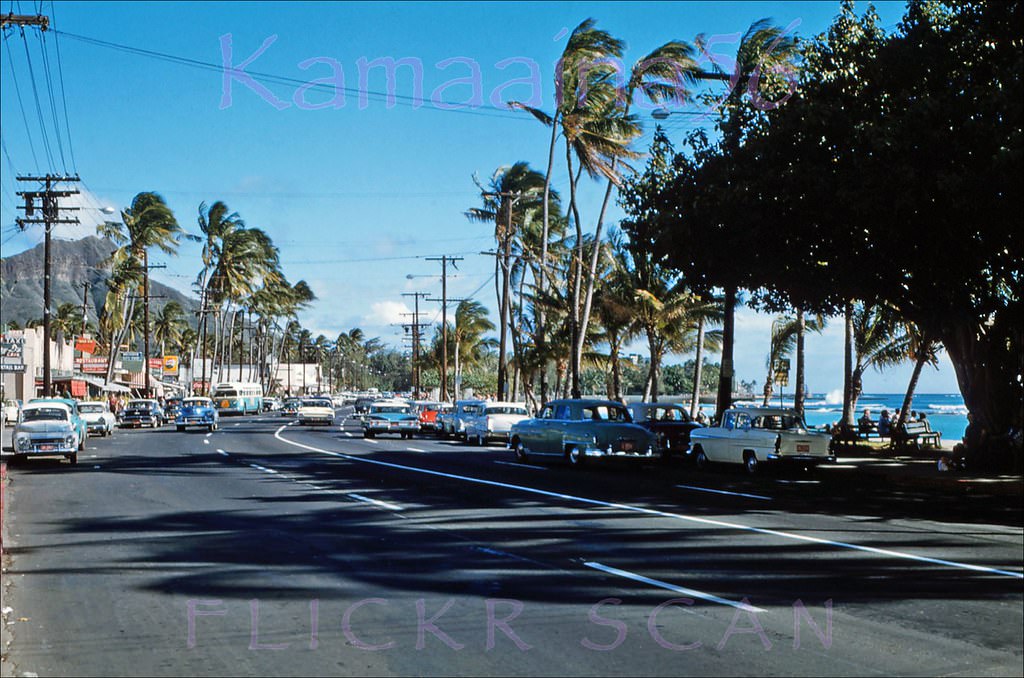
top-left (508, 399), bottom-right (657, 467)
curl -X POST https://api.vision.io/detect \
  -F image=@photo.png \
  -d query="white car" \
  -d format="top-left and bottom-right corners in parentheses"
top-left (78, 401), bottom-right (117, 437)
top-left (297, 397), bottom-right (335, 426)
top-left (464, 402), bottom-right (530, 446)
top-left (441, 399), bottom-right (487, 440)
top-left (689, 407), bottom-right (835, 473)
top-left (3, 399), bottom-right (22, 427)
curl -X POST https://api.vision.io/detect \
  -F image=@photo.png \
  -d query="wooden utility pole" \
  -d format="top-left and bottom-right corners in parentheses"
top-left (401, 292), bottom-right (429, 397)
top-left (1, 13), bottom-right (49, 31)
top-left (15, 174), bottom-right (80, 396)
top-left (426, 256), bottom-right (463, 401)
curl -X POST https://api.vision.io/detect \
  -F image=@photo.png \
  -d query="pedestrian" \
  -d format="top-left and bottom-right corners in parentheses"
top-left (878, 409), bottom-right (892, 437)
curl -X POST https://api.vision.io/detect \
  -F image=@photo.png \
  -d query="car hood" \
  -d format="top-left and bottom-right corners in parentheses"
top-left (80, 412), bottom-right (109, 422)
top-left (16, 420), bottom-right (74, 434)
top-left (368, 412), bottom-right (416, 421)
top-left (180, 406), bottom-right (214, 415)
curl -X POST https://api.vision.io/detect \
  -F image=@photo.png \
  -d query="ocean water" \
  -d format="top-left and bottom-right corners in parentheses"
top-left (734, 392), bottom-right (969, 446)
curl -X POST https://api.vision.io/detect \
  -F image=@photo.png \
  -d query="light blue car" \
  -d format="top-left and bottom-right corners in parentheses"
top-left (175, 397), bottom-right (219, 432)
top-left (9, 398), bottom-right (87, 464)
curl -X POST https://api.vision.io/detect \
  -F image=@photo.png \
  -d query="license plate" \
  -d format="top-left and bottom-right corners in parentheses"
top-left (797, 443), bottom-right (810, 453)
top-left (620, 440), bottom-right (635, 452)
top-left (40, 444), bottom-right (55, 451)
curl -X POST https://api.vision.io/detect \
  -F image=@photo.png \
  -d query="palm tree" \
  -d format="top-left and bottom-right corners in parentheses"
top-left (152, 301), bottom-right (186, 357)
top-left (452, 300), bottom-right (496, 397)
top-left (466, 162), bottom-right (550, 399)
top-left (697, 19), bottom-right (799, 417)
top-left (98, 192), bottom-right (183, 388)
top-left (845, 302), bottom-right (908, 422)
top-left (895, 325), bottom-right (941, 430)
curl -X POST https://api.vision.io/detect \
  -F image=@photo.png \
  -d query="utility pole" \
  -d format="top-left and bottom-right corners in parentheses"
top-left (425, 256), bottom-right (463, 401)
top-left (0, 13), bottom-right (49, 31)
top-left (401, 292), bottom-right (430, 397)
top-left (79, 281), bottom-right (90, 337)
top-left (16, 174), bottom-right (81, 396)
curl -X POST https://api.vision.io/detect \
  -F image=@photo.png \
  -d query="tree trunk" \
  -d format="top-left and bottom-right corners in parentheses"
top-left (537, 113), bottom-right (559, 407)
top-left (690, 317), bottom-right (705, 419)
top-left (794, 309), bottom-right (806, 416)
top-left (842, 301), bottom-right (856, 427)
top-left (896, 350), bottom-right (928, 431)
top-left (715, 286), bottom-right (737, 420)
top-left (566, 142), bottom-right (585, 399)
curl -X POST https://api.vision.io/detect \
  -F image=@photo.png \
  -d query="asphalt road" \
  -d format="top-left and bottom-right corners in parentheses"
top-left (1, 408), bottom-right (1021, 676)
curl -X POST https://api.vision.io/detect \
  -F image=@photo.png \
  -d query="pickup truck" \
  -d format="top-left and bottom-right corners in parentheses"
top-left (689, 406), bottom-right (835, 473)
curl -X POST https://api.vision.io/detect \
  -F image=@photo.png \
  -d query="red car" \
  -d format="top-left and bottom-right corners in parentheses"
top-left (415, 401), bottom-right (449, 433)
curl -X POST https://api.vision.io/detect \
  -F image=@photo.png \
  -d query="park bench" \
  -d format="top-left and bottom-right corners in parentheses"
top-left (831, 423), bottom-right (889, 451)
top-left (889, 421), bottom-right (942, 452)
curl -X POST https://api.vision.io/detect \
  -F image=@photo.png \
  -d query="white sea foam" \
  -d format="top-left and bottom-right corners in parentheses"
top-left (825, 389), bottom-right (844, 405)
top-left (928, 404), bottom-right (969, 415)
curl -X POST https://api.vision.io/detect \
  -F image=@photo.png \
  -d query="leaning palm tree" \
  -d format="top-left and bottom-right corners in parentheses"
top-left (894, 324), bottom-right (941, 430)
top-left (846, 302), bottom-right (908, 420)
top-left (152, 301), bottom-right (186, 357)
top-left (696, 18), bottom-right (799, 416)
top-left (98, 192), bottom-right (183, 386)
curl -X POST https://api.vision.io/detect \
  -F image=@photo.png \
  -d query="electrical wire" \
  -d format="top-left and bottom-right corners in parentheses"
top-left (18, 25), bottom-right (55, 169)
top-left (3, 32), bottom-right (41, 172)
top-left (49, 2), bottom-right (76, 172)
top-left (36, 27), bottom-right (67, 172)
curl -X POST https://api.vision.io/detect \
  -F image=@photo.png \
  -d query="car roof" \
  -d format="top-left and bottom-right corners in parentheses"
top-left (629, 402), bottom-right (685, 410)
top-left (485, 402), bottom-right (527, 408)
top-left (728, 407), bottom-right (800, 416)
top-left (24, 400), bottom-right (72, 410)
top-left (545, 399), bottom-right (628, 409)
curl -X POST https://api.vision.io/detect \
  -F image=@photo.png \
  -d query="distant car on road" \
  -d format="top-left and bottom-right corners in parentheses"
top-left (440, 399), bottom-right (487, 440)
top-left (508, 399), bottom-right (657, 467)
top-left (8, 399), bottom-right (85, 464)
top-left (280, 397), bottom-right (301, 417)
top-left (175, 397), bottom-right (219, 432)
top-left (120, 399), bottom-right (165, 428)
top-left (263, 397), bottom-right (282, 412)
top-left (689, 406), bottom-right (835, 474)
top-left (78, 401), bottom-right (117, 437)
top-left (627, 402), bottom-right (703, 462)
top-left (3, 399), bottom-right (22, 427)
top-left (465, 402), bottom-right (530, 446)
top-left (297, 397), bottom-right (335, 426)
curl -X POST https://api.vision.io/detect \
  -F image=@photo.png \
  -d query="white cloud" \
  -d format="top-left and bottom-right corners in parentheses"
top-left (361, 300), bottom-right (410, 327)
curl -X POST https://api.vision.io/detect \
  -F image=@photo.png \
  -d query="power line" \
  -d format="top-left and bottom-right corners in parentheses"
top-left (36, 25), bottom-right (66, 172)
top-left (18, 26), bottom-right (55, 168)
top-left (53, 29), bottom-right (535, 123)
top-left (48, 1), bottom-right (75, 172)
top-left (3, 34), bottom-right (40, 171)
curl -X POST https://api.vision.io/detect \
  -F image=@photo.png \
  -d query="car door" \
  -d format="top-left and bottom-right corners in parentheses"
top-left (522, 404), bottom-right (558, 456)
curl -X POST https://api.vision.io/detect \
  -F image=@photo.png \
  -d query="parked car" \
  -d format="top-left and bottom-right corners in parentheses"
top-left (78, 401), bottom-right (117, 437)
top-left (297, 397), bottom-right (335, 426)
top-left (465, 402), bottom-right (531, 446)
top-left (508, 399), bottom-right (657, 467)
top-left (8, 399), bottom-right (85, 464)
top-left (362, 400), bottom-right (420, 439)
top-left (414, 401), bottom-right (449, 433)
top-left (627, 402), bottom-right (704, 462)
top-left (3, 399), bottom-right (22, 427)
top-left (440, 399), bottom-right (487, 440)
top-left (280, 397), bottom-right (301, 417)
top-left (119, 399), bottom-right (165, 428)
top-left (262, 397), bottom-right (282, 412)
top-left (175, 397), bottom-right (219, 432)
top-left (688, 406), bottom-right (836, 474)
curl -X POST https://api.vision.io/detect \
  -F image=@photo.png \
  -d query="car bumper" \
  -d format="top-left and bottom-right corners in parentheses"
top-left (766, 454), bottom-right (836, 464)
top-left (582, 444), bottom-right (657, 459)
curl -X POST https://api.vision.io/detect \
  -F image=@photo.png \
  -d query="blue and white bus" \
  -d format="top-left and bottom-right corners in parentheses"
top-left (211, 382), bottom-right (263, 415)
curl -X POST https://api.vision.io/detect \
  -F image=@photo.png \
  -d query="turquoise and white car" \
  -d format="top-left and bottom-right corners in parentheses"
top-left (361, 400), bottom-right (420, 439)
top-left (175, 397), bottom-right (219, 432)
top-left (8, 399), bottom-right (86, 464)
top-left (78, 401), bottom-right (117, 437)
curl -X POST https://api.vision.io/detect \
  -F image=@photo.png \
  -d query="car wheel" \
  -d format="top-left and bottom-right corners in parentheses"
top-left (364, 431), bottom-right (374, 439)
top-left (566, 445), bottom-right (584, 468)
top-left (177, 425), bottom-right (185, 432)
top-left (476, 433), bottom-right (485, 447)
top-left (513, 439), bottom-right (528, 463)
top-left (78, 434), bottom-right (85, 451)
top-left (695, 447), bottom-right (709, 470)
top-left (211, 422), bottom-right (218, 432)
top-left (68, 452), bottom-right (77, 465)
top-left (744, 451), bottom-right (760, 475)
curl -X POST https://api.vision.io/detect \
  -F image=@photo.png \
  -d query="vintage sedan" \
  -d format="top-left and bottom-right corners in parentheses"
top-left (78, 401), bottom-right (117, 437)
top-left (280, 397), bottom-right (301, 417)
top-left (9, 400), bottom-right (85, 464)
top-left (465, 402), bottom-right (531, 446)
top-left (175, 397), bottom-right (219, 432)
top-left (119, 399), bottom-right (165, 428)
top-left (627, 402), bottom-right (704, 462)
top-left (362, 400), bottom-right (420, 439)
top-left (508, 399), bottom-right (657, 467)
top-left (689, 406), bottom-right (836, 474)
top-left (297, 397), bottom-right (335, 426)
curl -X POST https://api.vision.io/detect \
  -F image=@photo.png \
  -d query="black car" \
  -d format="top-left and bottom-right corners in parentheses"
top-left (626, 403), bottom-right (703, 462)
top-left (119, 399), bottom-right (165, 428)
top-left (353, 397), bottom-right (377, 415)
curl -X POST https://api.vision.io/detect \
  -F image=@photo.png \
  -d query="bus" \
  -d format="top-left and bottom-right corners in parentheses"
top-left (211, 382), bottom-right (263, 415)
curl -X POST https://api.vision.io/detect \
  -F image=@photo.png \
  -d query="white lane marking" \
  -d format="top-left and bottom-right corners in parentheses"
top-left (584, 561), bottom-right (763, 613)
top-left (348, 492), bottom-right (402, 511)
top-left (494, 460), bottom-right (547, 471)
top-left (273, 425), bottom-right (1024, 580)
top-left (675, 484), bottom-right (772, 501)
top-left (217, 449), bottom-right (229, 457)
top-left (407, 447), bottom-right (425, 453)
top-left (206, 433), bottom-right (213, 438)
top-left (363, 439), bottom-right (379, 445)
top-left (233, 423), bottom-right (240, 427)
top-left (203, 440), bottom-right (210, 445)
top-left (344, 432), bottom-right (353, 437)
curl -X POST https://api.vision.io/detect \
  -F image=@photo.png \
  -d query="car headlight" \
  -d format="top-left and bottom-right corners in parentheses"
top-left (65, 435), bottom-right (75, 447)
top-left (16, 434), bottom-right (30, 450)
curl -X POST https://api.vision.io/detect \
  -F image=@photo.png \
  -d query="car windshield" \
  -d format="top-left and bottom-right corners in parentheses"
top-left (305, 400), bottom-right (333, 408)
top-left (128, 401), bottom-right (152, 408)
top-left (372, 405), bottom-right (410, 414)
top-left (213, 389), bottom-right (237, 397)
top-left (487, 406), bottom-right (528, 416)
top-left (22, 408), bottom-right (68, 422)
top-left (184, 399), bottom-right (210, 407)
top-left (78, 404), bottom-right (104, 413)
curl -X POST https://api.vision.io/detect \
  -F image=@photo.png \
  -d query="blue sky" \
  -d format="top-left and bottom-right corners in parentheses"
top-left (0, 1), bottom-right (961, 395)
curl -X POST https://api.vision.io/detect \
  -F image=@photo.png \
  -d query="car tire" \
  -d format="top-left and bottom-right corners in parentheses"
top-left (476, 433), bottom-right (485, 447)
top-left (695, 447), bottom-right (709, 470)
top-left (513, 439), bottom-right (529, 463)
top-left (566, 445), bottom-right (584, 468)
top-left (177, 425), bottom-right (185, 432)
top-left (78, 434), bottom-right (85, 451)
top-left (364, 431), bottom-right (374, 439)
top-left (744, 451), bottom-right (760, 475)
top-left (68, 452), bottom-right (77, 465)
